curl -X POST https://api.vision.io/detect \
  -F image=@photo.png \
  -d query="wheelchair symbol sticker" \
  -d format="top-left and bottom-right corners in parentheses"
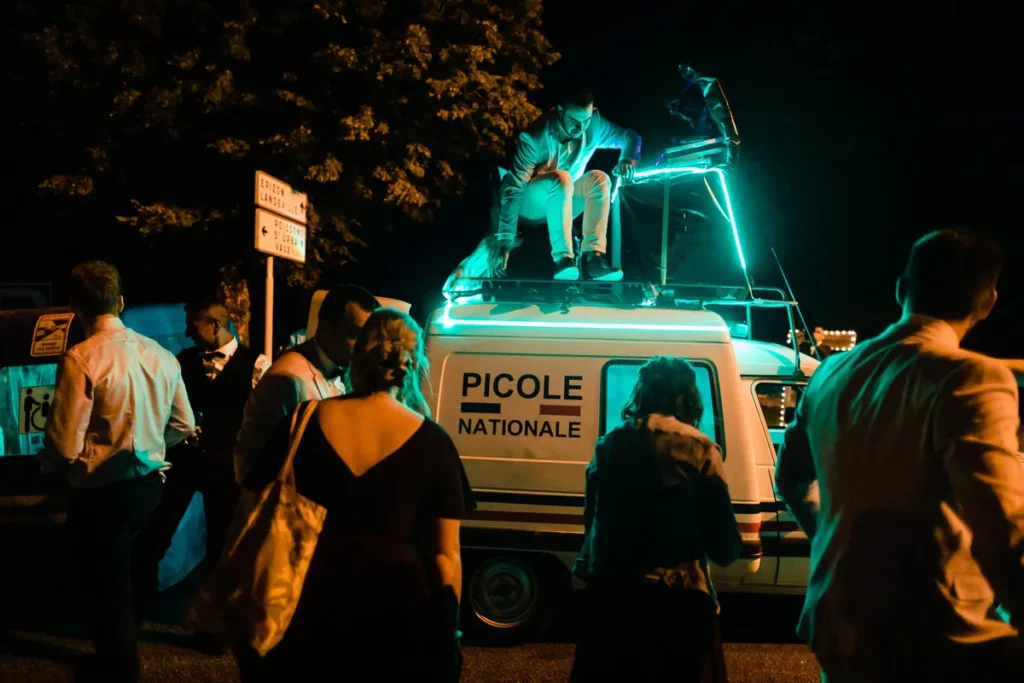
top-left (19, 385), bottom-right (55, 435)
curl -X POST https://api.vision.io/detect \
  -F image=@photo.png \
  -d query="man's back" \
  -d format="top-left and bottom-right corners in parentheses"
top-left (782, 315), bottom-right (1023, 661)
top-left (44, 316), bottom-right (194, 487)
top-left (233, 340), bottom-right (342, 484)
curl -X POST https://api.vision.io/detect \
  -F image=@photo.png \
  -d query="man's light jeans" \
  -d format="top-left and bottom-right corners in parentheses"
top-left (517, 169), bottom-right (611, 262)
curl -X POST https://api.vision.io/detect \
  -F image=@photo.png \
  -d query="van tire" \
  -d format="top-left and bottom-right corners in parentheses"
top-left (462, 553), bottom-right (556, 644)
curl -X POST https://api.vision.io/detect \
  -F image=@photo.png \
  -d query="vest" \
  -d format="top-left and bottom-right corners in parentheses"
top-left (177, 343), bottom-right (260, 476)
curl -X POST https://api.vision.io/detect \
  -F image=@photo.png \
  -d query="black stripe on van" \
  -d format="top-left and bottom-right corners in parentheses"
top-left (461, 402), bottom-right (501, 414)
top-left (461, 527), bottom-right (763, 561)
top-left (473, 491), bottom-right (584, 508)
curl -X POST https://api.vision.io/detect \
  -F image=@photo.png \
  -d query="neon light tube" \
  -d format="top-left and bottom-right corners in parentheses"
top-left (438, 303), bottom-right (729, 333)
top-left (629, 166), bottom-right (749, 274)
top-left (632, 166), bottom-right (711, 180)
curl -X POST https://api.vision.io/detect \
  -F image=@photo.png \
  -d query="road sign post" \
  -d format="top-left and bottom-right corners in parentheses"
top-left (254, 171), bottom-right (308, 358)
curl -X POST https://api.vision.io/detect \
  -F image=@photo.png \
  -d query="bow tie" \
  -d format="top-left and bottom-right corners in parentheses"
top-left (200, 351), bottom-right (226, 363)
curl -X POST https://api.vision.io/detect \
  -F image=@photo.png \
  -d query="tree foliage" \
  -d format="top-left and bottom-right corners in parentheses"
top-left (21, 0), bottom-right (558, 298)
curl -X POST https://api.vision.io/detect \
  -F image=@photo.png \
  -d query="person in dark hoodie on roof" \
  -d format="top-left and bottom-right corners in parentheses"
top-left (571, 356), bottom-right (742, 683)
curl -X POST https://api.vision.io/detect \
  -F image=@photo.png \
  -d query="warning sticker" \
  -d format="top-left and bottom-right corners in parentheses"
top-left (19, 385), bottom-right (56, 434)
top-left (30, 313), bottom-right (75, 357)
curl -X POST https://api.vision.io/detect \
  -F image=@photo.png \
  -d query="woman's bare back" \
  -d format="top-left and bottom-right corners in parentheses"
top-left (316, 393), bottom-right (425, 476)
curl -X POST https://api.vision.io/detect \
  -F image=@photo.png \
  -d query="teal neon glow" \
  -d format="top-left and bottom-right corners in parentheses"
top-left (438, 302), bottom-right (729, 333)
top-left (630, 166), bottom-right (749, 273)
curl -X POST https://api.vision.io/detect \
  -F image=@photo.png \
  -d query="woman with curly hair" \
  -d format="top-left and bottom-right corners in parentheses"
top-left (237, 308), bottom-right (473, 682)
top-left (571, 356), bottom-right (742, 682)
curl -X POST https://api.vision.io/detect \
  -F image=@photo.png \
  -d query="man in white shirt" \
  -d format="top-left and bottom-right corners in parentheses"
top-left (41, 261), bottom-right (195, 683)
top-left (132, 297), bottom-right (271, 652)
top-left (497, 88), bottom-right (641, 282)
top-left (776, 231), bottom-right (1024, 681)
top-left (233, 284), bottom-right (379, 487)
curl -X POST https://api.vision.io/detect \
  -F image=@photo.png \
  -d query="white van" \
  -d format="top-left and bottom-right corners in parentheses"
top-left (423, 282), bottom-right (818, 641)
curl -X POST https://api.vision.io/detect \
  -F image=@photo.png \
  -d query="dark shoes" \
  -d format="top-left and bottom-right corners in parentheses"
top-left (582, 252), bottom-right (623, 281)
top-left (553, 254), bottom-right (623, 281)
top-left (553, 257), bottom-right (580, 281)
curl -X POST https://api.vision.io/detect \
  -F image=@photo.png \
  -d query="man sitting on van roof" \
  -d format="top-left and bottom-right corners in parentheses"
top-left (496, 87), bottom-right (641, 283)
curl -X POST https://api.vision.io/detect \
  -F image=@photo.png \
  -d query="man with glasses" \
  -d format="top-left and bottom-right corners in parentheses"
top-left (497, 88), bottom-right (641, 281)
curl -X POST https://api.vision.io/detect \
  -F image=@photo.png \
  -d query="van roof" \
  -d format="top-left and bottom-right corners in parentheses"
top-left (427, 302), bottom-right (733, 343)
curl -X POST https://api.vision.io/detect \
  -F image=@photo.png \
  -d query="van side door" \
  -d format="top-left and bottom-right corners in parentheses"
top-left (751, 379), bottom-right (810, 587)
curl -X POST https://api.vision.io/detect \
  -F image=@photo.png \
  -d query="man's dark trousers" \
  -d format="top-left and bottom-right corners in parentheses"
top-left (69, 472), bottom-right (163, 683)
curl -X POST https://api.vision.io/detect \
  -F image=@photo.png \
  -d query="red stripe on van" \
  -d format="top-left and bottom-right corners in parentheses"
top-left (467, 509), bottom-right (584, 525)
top-left (539, 405), bottom-right (582, 416)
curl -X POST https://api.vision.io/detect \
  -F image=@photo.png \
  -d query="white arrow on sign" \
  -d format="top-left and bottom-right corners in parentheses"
top-left (255, 208), bottom-right (307, 263)
top-left (255, 170), bottom-right (308, 224)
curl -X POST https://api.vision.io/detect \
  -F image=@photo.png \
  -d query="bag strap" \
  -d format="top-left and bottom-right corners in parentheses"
top-left (277, 400), bottom-right (318, 483)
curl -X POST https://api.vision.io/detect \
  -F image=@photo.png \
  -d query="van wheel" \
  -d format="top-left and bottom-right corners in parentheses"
top-left (463, 554), bottom-right (552, 644)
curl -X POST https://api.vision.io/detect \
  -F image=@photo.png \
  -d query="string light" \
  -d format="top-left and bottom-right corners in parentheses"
top-left (787, 328), bottom-right (857, 352)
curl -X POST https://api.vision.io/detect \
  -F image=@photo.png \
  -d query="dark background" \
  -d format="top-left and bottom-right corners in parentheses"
top-left (5, 1), bottom-right (1022, 356)
top-left (329, 1), bottom-right (1024, 356)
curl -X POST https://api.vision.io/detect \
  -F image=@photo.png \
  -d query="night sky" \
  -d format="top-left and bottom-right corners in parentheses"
top-left (351, 1), bottom-right (1022, 357)
top-left (6, 2), bottom-right (1022, 357)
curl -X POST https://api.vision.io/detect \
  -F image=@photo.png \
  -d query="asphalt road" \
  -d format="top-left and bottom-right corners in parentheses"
top-left (1, 630), bottom-right (820, 683)
top-left (2, 584), bottom-right (820, 682)
top-left (2, 548), bottom-right (819, 682)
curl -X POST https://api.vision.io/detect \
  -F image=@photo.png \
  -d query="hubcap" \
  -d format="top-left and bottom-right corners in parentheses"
top-left (469, 558), bottom-right (538, 628)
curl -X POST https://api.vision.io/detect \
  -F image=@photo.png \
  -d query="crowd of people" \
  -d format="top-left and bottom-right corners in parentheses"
top-left (37, 227), bottom-right (1022, 683)
top-left (40, 268), bottom-right (472, 682)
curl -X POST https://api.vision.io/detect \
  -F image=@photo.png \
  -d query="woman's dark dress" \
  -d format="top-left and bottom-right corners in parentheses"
top-left (236, 403), bottom-right (474, 682)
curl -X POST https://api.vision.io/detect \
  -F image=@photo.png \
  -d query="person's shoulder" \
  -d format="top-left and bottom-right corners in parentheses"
top-left (598, 420), bottom-right (640, 442)
top-left (591, 108), bottom-right (629, 131)
top-left (232, 342), bottom-right (268, 367)
top-left (520, 110), bottom-right (554, 143)
top-left (64, 336), bottom-right (94, 360)
top-left (421, 417), bottom-right (455, 444)
top-left (595, 421), bottom-right (645, 460)
top-left (943, 349), bottom-right (1018, 391)
top-left (131, 330), bottom-right (179, 366)
top-left (264, 346), bottom-right (309, 376)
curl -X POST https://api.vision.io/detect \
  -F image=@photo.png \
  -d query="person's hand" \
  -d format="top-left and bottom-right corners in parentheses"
top-left (183, 426), bottom-right (202, 447)
top-left (494, 242), bottom-right (513, 279)
top-left (494, 252), bottom-right (509, 279)
top-left (612, 160), bottom-right (637, 181)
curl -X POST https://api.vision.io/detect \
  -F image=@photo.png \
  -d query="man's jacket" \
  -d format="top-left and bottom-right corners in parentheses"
top-left (497, 108), bottom-right (641, 241)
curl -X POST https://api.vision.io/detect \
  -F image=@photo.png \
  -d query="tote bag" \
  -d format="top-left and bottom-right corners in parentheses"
top-left (186, 401), bottom-right (327, 656)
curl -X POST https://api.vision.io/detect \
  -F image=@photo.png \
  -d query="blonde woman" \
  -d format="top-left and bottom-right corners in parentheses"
top-left (236, 309), bottom-right (473, 682)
